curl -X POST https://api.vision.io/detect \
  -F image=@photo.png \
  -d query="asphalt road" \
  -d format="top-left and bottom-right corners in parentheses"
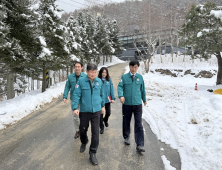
top-left (0, 63), bottom-right (181, 170)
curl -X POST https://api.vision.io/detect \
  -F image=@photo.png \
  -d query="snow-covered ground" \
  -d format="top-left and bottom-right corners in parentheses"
top-left (0, 56), bottom-right (124, 130)
top-left (0, 82), bottom-right (65, 130)
top-left (125, 54), bottom-right (222, 170)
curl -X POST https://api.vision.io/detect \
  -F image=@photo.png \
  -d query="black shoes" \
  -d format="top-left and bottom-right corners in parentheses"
top-left (89, 153), bottom-right (98, 165)
top-left (80, 140), bottom-right (88, 153)
top-left (74, 131), bottom-right (80, 139)
top-left (100, 129), bottom-right (104, 134)
top-left (124, 137), bottom-right (130, 145)
top-left (136, 146), bottom-right (145, 152)
top-left (104, 121), bottom-right (109, 127)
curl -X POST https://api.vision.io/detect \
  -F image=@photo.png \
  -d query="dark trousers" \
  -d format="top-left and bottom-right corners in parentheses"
top-left (79, 111), bottom-right (101, 154)
top-left (122, 104), bottom-right (144, 147)
top-left (100, 103), bottom-right (111, 130)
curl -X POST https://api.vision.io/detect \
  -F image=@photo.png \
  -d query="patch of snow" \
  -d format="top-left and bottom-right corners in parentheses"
top-left (210, 10), bottom-right (222, 20)
top-left (0, 82), bottom-right (66, 130)
top-left (197, 32), bottom-right (202, 37)
top-left (39, 36), bottom-right (46, 46)
top-left (161, 155), bottom-right (176, 170)
top-left (132, 55), bottom-right (222, 170)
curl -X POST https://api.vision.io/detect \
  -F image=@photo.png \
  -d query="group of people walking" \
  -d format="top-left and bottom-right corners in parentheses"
top-left (63, 60), bottom-right (146, 165)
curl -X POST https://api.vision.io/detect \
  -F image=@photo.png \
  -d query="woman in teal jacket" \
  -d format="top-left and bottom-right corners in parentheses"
top-left (98, 67), bottom-right (116, 134)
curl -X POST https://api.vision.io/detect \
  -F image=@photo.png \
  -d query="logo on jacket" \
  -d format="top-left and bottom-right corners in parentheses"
top-left (137, 79), bottom-right (139, 81)
top-left (75, 84), bottom-right (79, 88)
top-left (96, 83), bottom-right (99, 86)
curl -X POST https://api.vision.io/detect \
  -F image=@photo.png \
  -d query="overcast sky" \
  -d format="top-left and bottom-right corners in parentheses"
top-left (55, 0), bottom-right (126, 13)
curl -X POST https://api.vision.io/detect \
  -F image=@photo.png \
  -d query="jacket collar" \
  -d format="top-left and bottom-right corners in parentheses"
top-left (128, 72), bottom-right (138, 78)
top-left (73, 72), bottom-right (84, 77)
top-left (84, 76), bottom-right (99, 83)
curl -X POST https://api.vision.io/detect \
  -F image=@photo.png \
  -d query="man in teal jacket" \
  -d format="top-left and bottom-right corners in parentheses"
top-left (63, 62), bottom-right (86, 139)
top-left (72, 64), bottom-right (105, 165)
top-left (118, 60), bottom-right (147, 152)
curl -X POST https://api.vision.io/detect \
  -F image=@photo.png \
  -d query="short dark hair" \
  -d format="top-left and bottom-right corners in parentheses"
top-left (98, 67), bottom-right (110, 81)
top-left (74, 62), bottom-right (83, 67)
top-left (129, 60), bottom-right (140, 67)
top-left (87, 64), bottom-right (97, 71)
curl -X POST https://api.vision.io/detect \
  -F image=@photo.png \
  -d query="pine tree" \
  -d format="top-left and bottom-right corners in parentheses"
top-left (0, 0), bottom-right (39, 75)
top-left (85, 12), bottom-right (98, 63)
top-left (37, 0), bottom-right (68, 92)
top-left (64, 15), bottom-right (81, 75)
top-left (65, 15), bottom-right (81, 60)
top-left (180, 2), bottom-right (222, 85)
top-left (0, 0), bottom-right (41, 99)
top-left (95, 17), bottom-right (114, 65)
top-left (109, 20), bottom-right (121, 62)
top-left (76, 12), bottom-right (92, 64)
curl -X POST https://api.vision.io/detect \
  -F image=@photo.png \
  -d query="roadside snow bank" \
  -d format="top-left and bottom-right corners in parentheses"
top-left (0, 82), bottom-right (65, 130)
top-left (137, 63), bottom-right (222, 170)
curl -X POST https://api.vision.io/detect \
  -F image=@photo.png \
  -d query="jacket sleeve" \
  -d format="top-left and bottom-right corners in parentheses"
top-left (63, 77), bottom-right (71, 99)
top-left (100, 82), bottom-right (105, 108)
top-left (110, 79), bottom-right (116, 100)
top-left (117, 75), bottom-right (124, 98)
top-left (72, 81), bottom-right (81, 111)
top-left (141, 78), bottom-right (146, 103)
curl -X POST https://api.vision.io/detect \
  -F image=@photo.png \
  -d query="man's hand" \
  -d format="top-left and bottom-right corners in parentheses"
top-left (110, 100), bottom-right (115, 103)
top-left (63, 99), bottom-right (67, 103)
top-left (144, 102), bottom-right (147, 106)
top-left (120, 97), bottom-right (125, 104)
top-left (101, 107), bottom-right (105, 114)
top-left (73, 110), bottom-right (79, 115)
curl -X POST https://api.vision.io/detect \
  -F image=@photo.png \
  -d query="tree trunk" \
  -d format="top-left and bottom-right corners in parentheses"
top-left (59, 69), bottom-right (61, 82)
top-left (192, 46), bottom-right (194, 64)
top-left (216, 53), bottom-right (222, 85)
top-left (53, 72), bottom-right (56, 85)
top-left (106, 55), bottom-right (108, 62)
top-left (110, 55), bottom-right (112, 63)
top-left (176, 35), bottom-right (178, 58)
top-left (67, 66), bottom-right (69, 78)
top-left (191, 46), bottom-right (194, 56)
top-left (37, 78), bottom-right (40, 89)
top-left (7, 73), bottom-right (15, 100)
top-left (62, 69), bottom-right (65, 81)
top-left (71, 66), bottom-right (73, 73)
top-left (103, 55), bottom-right (105, 65)
top-left (31, 76), bottom-right (34, 91)
top-left (42, 63), bottom-right (46, 92)
top-left (96, 55), bottom-right (100, 66)
top-left (165, 44), bottom-right (166, 57)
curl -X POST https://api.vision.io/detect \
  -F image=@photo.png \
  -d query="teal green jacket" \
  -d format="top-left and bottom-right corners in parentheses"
top-left (117, 72), bottom-right (146, 105)
top-left (63, 72), bottom-right (86, 100)
top-left (72, 76), bottom-right (105, 113)
top-left (102, 78), bottom-right (116, 103)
